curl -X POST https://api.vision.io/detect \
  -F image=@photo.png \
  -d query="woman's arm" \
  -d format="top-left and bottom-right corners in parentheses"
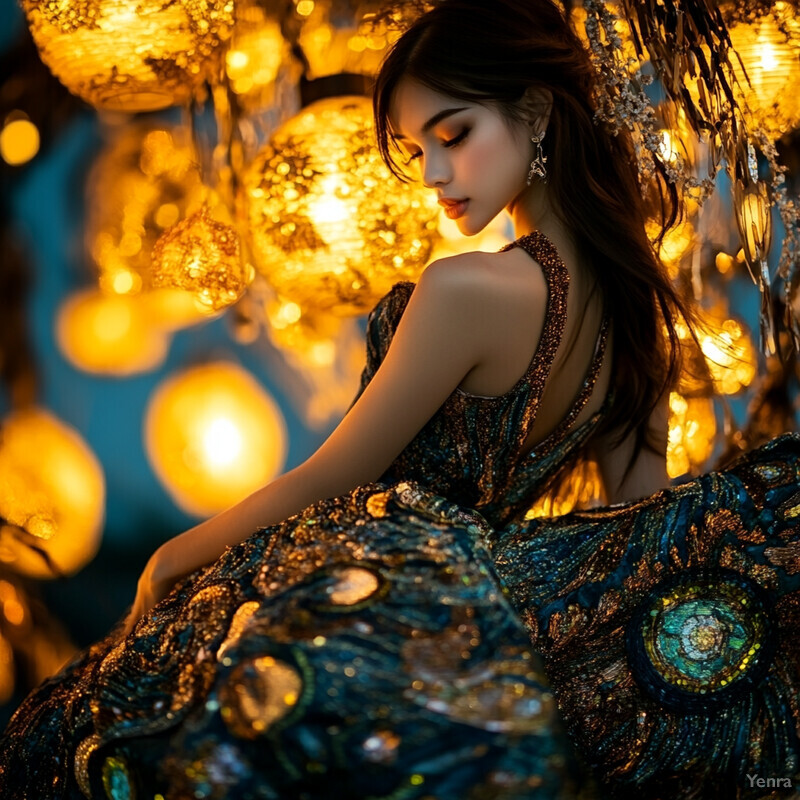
top-left (125, 256), bottom-right (494, 629)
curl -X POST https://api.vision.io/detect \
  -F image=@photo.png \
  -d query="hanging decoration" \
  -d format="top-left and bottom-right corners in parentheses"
top-left (721, 2), bottom-right (800, 141)
top-left (241, 95), bottom-right (440, 317)
top-left (144, 362), bottom-right (288, 517)
top-left (151, 206), bottom-right (251, 312)
top-left (86, 123), bottom-right (206, 296)
top-left (0, 408), bottom-right (105, 580)
top-left (20, 0), bottom-right (235, 111)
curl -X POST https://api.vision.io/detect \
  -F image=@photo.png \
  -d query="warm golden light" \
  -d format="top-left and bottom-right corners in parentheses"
top-left (667, 392), bottom-right (716, 478)
top-left (56, 288), bottom-right (170, 375)
top-left (242, 96), bottom-right (440, 317)
top-left (0, 117), bottom-right (40, 165)
top-left (294, 3), bottom-right (391, 79)
top-left (429, 212), bottom-right (513, 261)
top-left (87, 123), bottom-right (205, 298)
top-left (647, 217), bottom-right (696, 279)
top-left (225, 1), bottom-right (289, 110)
top-left (524, 458), bottom-right (605, 519)
top-left (726, 11), bottom-right (800, 139)
top-left (151, 206), bottom-right (250, 312)
top-left (0, 408), bottom-right (105, 578)
top-left (21, 0), bottom-right (234, 111)
top-left (734, 180), bottom-right (773, 268)
top-left (699, 317), bottom-right (757, 396)
top-left (145, 362), bottom-right (288, 516)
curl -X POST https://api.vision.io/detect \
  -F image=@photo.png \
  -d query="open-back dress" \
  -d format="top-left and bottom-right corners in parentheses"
top-left (1, 231), bottom-right (798, 800)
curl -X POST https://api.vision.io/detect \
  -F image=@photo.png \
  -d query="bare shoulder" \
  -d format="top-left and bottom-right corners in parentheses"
top-left (421, 247), bottom-right (544, 305)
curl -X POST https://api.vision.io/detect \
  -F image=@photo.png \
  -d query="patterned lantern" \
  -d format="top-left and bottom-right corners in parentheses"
top-left (145, 362), bottom-right (288, 517)
top-left (0, 408), bottom-right (105, 579)
top-left (724, 6), bottom-right (800, 140)
top-left (242, 95), bottom-right (440, 317)
top-left (151, 207), bottom-right (251, 312)
top-left (86, 124), bottom-right (205, 295)
top-left (21, 0), bottom-right (235, 111)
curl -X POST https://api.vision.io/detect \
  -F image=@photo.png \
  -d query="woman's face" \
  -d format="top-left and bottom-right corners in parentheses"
top-left (388, 78), bottom-right (533, 235)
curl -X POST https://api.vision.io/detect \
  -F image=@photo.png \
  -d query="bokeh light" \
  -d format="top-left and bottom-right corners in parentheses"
top-left (56, 289), bottom-right (170, 376)
top-left (0, 116), bottom-right (40, 166)
top-left (0, 408), bottom-right (105, 579)
top-left (145, 362), bottom-right (288, 517)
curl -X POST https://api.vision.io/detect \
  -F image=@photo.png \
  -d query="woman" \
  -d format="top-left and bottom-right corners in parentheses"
top-left (2, 1), bottom-right (798, 798)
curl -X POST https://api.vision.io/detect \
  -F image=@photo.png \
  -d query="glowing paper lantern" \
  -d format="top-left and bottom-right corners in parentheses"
top-left (56, 288), bottom-right (170, 376)
top-left (86, 124), bottom-right (206, 297)
top-left (242, 96), bottom-right (440, 316)
top-left (151, 207), bottom-right (251, 312)
top-left (0, 408), bottom-right (105, 579)
top-left (145, 362), bottom-right (288, 516)
top-left (21, 0), bottom-right (235, 111)
top-left (725, 8), bottom-right (800, 139)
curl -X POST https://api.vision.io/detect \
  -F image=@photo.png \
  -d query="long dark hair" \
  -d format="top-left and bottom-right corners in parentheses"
top-left (372, 0), bottom-right (701, 482)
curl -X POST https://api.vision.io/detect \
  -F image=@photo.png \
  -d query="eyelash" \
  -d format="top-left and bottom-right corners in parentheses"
top-left (402, 128), bottom-right (470, 166)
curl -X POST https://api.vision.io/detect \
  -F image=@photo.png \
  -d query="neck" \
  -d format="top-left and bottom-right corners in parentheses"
top-left (508, 182), bottom-right (572, 250)
top-left (509, 182), bottom-right (554, 235)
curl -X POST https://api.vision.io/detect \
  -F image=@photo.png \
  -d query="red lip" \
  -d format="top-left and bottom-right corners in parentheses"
top-left (438, 197), bottom-right (467, 208)
top-left (440, 199), bottom-right (469, 219)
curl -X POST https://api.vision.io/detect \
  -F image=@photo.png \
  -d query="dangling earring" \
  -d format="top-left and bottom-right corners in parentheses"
top-left (527, 130), bottom-right (548, 186)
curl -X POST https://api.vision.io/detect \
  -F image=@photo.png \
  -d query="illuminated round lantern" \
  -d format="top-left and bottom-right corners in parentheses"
top-left (21, 0), bottom-right (234, 111)
top-left (0, 408), bottom-right (105, 579)
top-left (86, 124), bottom-right (206, 298)
top-left (151, 206), bottom-right (251, 312)
top-left (241, 95), bottom-right (441, 317)
top-left (145, 362), bottom-right (288, 517)
top-left (56, 288), bottom-right (170, 376)
top-left (724, 7), bottom-right (800, 139)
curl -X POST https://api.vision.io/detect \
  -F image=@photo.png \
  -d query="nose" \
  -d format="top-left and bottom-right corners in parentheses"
top-left (421, 151), bottom-right (450, 189)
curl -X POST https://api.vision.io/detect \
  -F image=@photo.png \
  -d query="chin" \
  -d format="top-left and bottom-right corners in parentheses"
top-left (455, 216), bottom-right (490, 237)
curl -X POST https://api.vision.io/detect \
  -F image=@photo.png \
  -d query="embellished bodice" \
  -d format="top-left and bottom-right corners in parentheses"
top-left (349, 230), bottom-right (612, 529)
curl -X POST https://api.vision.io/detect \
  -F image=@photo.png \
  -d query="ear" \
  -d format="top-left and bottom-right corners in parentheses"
top-left (521, 86), bottom-right (553, 134)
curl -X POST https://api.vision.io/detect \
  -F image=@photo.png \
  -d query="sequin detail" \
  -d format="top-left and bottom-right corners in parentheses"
top-left (354, 230), bottom-right (611, 529)
top-left (491, 433), bottom-right (800, 798)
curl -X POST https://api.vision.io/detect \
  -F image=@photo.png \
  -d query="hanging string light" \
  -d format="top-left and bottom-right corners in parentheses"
top-left (20, 0), bottom-right (235, 111)
top-left (241, 95), bottom-right (440, 317)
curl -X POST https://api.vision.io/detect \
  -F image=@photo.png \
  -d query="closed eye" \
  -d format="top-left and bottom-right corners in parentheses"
top-left (402, 128), bottom-right (471, 166)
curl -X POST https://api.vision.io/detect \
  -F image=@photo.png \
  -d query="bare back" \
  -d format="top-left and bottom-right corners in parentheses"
top-left (453, 233), bottom-right (668, 503)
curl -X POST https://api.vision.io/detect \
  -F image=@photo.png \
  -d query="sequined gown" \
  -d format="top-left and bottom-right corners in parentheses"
top-left (2, 231), bottom-right (799, 800)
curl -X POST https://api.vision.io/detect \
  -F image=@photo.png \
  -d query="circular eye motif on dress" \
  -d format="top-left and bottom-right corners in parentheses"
top-left (626, 569), bottom-right (776, 710)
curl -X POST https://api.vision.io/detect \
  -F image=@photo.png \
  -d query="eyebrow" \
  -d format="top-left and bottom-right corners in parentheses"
top-left (391, 107), bottom-right (469, 141)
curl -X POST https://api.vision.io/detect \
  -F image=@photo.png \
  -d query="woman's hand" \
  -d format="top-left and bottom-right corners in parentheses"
top-left (121, 544), bottom-right (184, 638)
